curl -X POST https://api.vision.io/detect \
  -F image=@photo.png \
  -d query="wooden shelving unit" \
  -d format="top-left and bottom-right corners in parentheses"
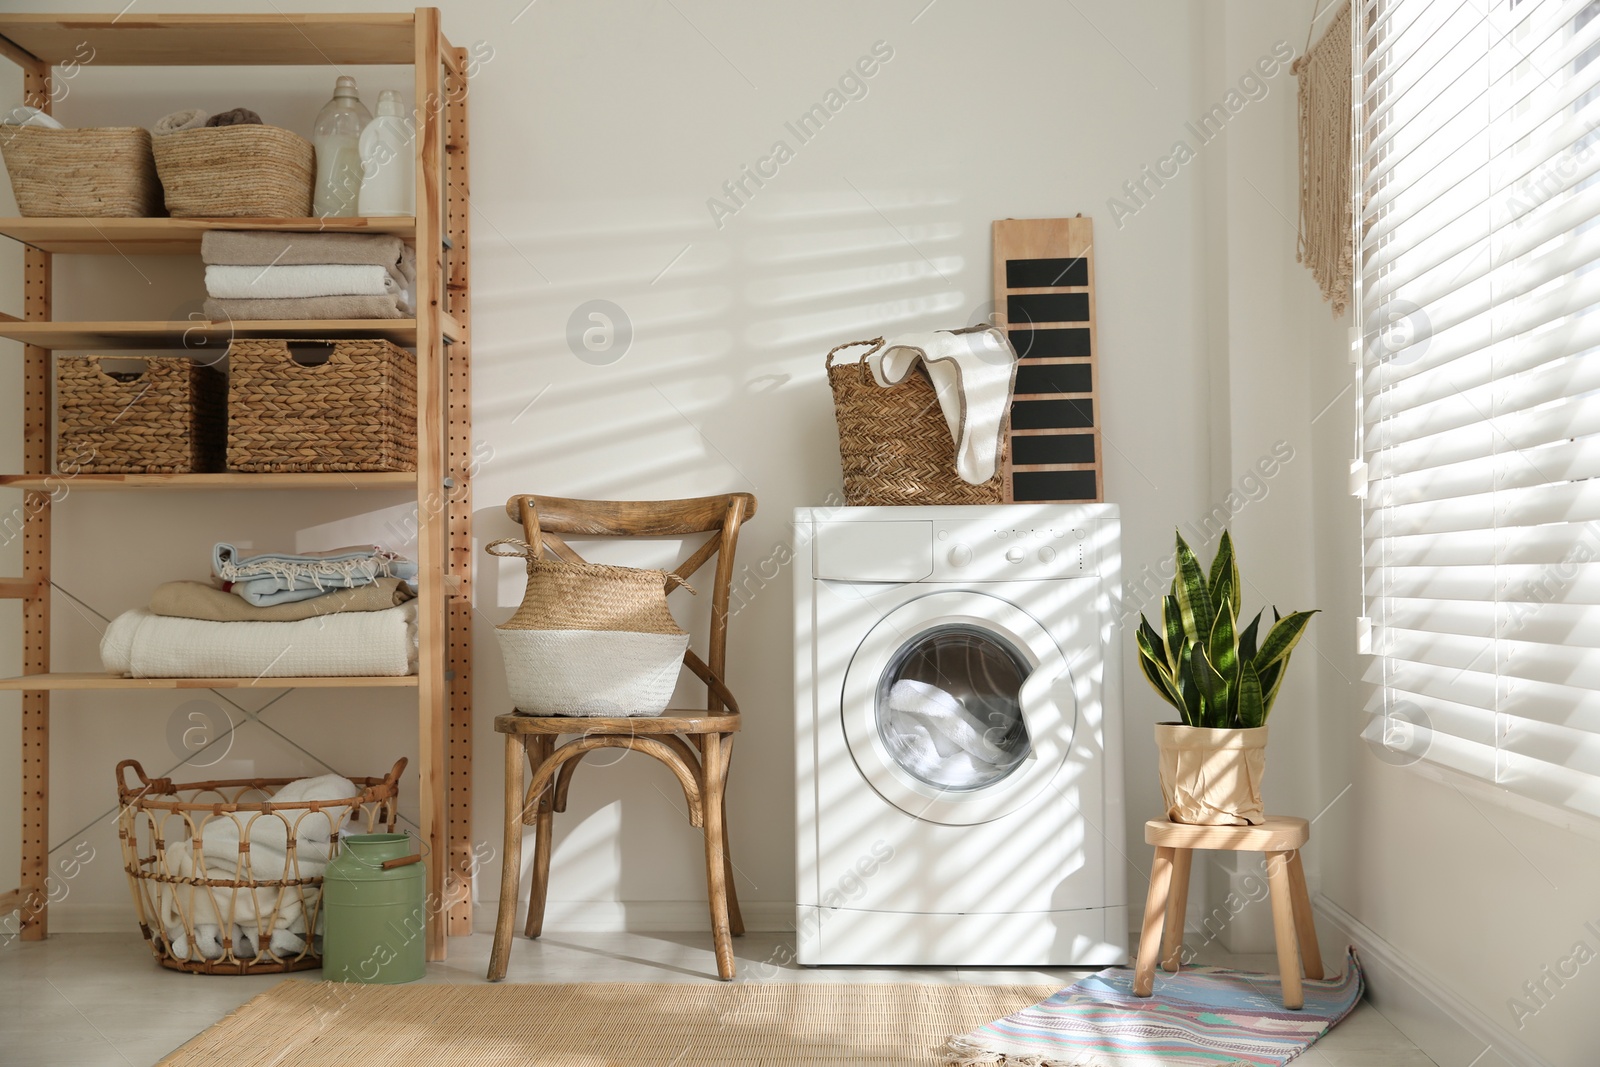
top-left (0, 9), bottom-right (475, 961)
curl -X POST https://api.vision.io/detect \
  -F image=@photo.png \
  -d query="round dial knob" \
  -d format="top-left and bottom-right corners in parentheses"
top-left (948, 543), bottom-right (973, 567)
top-left (1038, 545), bottom-right (1057, 563)
top-left (1005, 546), bottom-right (1026, 564)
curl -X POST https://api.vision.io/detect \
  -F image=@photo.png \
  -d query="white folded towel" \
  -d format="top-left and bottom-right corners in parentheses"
top-left (869, 326), bottom-right (1018, 485)
top-left (100, 603), bottom-right (418, 678)
top-left (153, 108), bottom-right (208, 135)
top-left (204, 263), bottom-right (399, 301)
top-left (2, 105), bottom-right (63, 129)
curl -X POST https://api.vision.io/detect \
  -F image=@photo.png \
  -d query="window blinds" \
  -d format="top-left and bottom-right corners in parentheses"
top-left (1358, 0), bottom-right (1600, 818)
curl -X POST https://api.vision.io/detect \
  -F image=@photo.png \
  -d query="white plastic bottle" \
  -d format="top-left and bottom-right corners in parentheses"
top-left (312, 75), bottom-right (372, 218)
top-left (357, 90), bottom-right (415, 218)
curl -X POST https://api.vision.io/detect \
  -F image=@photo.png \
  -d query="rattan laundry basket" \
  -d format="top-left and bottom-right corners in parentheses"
top-left (56, 356), bottom-right (226, 474)
top-left (227, 338), bottom-right (417, 472)
top-left (826, 337), bottom-right (1008, 506)
top-left (116, 758), bottom-right (406, 975)
top-left (0, 125), bottom-right (162, 217)
top-left (152, 124), bottom-right (314, 217)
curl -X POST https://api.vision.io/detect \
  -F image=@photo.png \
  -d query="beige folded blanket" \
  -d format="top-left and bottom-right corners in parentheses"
top-left (203, 295), bottom-right (407, 320)
top-left (150, 577), bottom-right (414, 622)
top-left (201, 231), bottom-right (415, 285)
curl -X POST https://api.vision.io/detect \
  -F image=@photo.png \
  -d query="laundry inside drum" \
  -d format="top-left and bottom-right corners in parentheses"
top-left (875, 625), bottom-right (1033, 792)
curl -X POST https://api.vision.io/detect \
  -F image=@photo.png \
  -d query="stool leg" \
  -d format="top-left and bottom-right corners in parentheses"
top-left (1265, 851), bottom-right (1304, 1010)
top-left (1134, 846), bottom-right (1175, 997)
top-left (1160, 847), bottom-right (1193, 972)
top-left (487, 732), bottom-right (526, 982)
top-left (1286, 849), bottom-right (1323, 980)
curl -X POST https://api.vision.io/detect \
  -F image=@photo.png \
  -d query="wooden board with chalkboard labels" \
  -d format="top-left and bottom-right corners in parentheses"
top-left (992, 216), bottom-right (1102, 503)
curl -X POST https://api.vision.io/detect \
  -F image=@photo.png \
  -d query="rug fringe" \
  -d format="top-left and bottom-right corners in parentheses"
top-left (940, 1039), bottom-right (1102, 1066)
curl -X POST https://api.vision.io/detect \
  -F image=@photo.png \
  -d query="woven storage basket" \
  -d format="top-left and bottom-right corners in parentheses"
top-left (0, 125), bottom-right (162, 217)
top-left (57, 356), bottom-right (226, 474)
top-left (116, 757), bottom-right (406, 975)
top-left (227, 338), bottom-right (416, 472)
top-left (488, 537), bottom-right (690, 717)
top-left (152, 125), bottom-right (313, 217)
top-left (826, 335), bottom-right (1009, 506)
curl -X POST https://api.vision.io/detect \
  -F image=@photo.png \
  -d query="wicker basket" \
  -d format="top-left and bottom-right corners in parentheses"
top-left (57, 356), bottom-right (226, 474)
top-left (152, 125), bottom-right (313, 217)
top-left (116, 757), bottom-right (406, 975)
top-left (227, 338), bottom-right (417, 472)
top-left (0, 125), bottom-right (162, 217)
top-left (826, 336), bottom-right (1009, 506)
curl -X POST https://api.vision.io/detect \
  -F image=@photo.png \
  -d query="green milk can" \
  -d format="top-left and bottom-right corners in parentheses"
top-left (320, 833), bottom-right (427, 984)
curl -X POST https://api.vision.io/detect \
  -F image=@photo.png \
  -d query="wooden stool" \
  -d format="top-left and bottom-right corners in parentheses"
top-left (1133, 816), bottom-right (1322, 1010)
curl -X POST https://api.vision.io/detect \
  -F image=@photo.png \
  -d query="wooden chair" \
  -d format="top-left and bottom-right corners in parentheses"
top-left (486, 492), bottom-right (756, 982)
top-left (1134, 816), bottom-right (1322, 1010)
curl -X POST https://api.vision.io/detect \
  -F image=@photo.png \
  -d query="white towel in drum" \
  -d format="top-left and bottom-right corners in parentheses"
top-left (887, 679), bottom-right (1015, 765)
top-left (204, 263), bottom-right (401, 301)
top-left (100, 603), bottom-right (418, 678)
top-left (869, 326), bottom-right (1018, 485)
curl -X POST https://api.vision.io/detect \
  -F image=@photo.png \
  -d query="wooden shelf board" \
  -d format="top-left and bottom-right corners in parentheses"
top-left (0, 217), bottom-right (416, 256)
top-left (0, 14), bottom-right (416, 67)
top-left (0, 672), bottom-right (419, 691)
top-left (0, 472), bottom-right (416, 491)
top-left (0, 319), bottom-right (420, 349)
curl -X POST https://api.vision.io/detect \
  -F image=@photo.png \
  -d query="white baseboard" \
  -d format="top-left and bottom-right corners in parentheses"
top-left (1313, 893), bottom-right (1553, 1067)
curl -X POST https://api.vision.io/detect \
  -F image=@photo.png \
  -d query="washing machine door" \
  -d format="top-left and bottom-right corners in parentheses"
top-left (841, 590), bottom-right (1077, 826)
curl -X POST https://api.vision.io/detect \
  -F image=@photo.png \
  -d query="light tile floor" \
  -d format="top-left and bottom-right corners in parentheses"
top-left (0, 928), bottom-right (1435, 1065)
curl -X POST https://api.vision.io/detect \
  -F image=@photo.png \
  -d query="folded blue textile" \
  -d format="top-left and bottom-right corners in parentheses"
top-left (213, 543), bottom-right (418, 608)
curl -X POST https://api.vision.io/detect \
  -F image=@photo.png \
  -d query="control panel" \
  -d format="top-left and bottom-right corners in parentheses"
top-left (809, 512), bottom-right (1103, 584)
top-left (931, 519), bottom-right (1091, 581)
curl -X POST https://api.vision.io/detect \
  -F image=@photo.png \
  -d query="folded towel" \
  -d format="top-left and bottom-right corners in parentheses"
top-left (201, 231), bottom-right (413, 278)
top-left (2, 105), bottom-right (63, 129)
top-left (205, 263), bottom-right (399, 301)
top-left (153, 108), bottom-right (209, 135)
top-left (151, 577), bottom-right (414, 622)
top-left (100, 602), bottom-right (419, 677)
top-left (204, 294), bottom-right (408, 321)
top-left (205, 107), bottom-right (262, 127)
top-left (869, 326), bottom-right (1019, 485)
top-left (213, 543), bottom-right (418, 606)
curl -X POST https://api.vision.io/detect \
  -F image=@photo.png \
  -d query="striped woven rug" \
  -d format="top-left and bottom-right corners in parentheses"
top-left (156, 980), bottom-right (1055, 1066)
top-left (945, 950), bottom-right (1365, 1066)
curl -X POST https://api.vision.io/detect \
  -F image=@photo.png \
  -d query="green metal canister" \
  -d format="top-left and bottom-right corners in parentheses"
top-left (320, 833), bottom-right (426, 984)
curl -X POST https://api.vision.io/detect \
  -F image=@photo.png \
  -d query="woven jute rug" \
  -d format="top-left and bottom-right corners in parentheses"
top-left (157, 980), bottom-right (1056, 1066)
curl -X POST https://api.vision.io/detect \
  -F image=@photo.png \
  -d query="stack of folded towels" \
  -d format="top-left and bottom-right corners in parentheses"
top-left (101, 543), bottom-right (420, 678)
top-left (200, 231), bottom-right (416, 321)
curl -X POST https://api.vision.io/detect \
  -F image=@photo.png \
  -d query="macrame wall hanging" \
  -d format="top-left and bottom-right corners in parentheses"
top-left (1293, 1), bottom-right (1353, 316)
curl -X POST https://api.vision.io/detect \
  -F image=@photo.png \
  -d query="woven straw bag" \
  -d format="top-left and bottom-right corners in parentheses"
top-left (152, 125), bottom-right (314, 217)
top-left (487, 538), bottom-right (692, 717)
top-left (826, 335), bottom-right (1008, 506)
top-left (0, 126), bottom-right (162, 217)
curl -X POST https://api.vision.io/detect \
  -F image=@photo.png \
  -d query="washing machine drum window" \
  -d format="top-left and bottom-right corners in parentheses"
top-left (875, 626), bottom-right (1033, 792)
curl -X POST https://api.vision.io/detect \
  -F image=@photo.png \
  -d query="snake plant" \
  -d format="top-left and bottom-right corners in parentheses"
top-left (1136, 530), bottom-right (1318, 729)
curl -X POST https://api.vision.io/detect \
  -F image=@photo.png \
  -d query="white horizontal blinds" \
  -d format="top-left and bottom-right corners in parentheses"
top-left (1360, 0), bottom-right (1600, 819)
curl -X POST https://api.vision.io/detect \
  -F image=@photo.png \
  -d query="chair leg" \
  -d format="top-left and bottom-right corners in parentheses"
top-left (1133, 846), bottom-right (1175, 997)
top-left (524, 735), bottom-right (555, 939)
top-left (701, 732), bottom-right (736, 980)
top-left (1160, 847), bottom-right (1193, 973)
top-left (1286, 849), bottom-right (1323, 980)
top-left (719, 741), bottom-right (744, 937)
top-left (487, 732), bottom-right (527, 982)
top-left (1265, 851), bottom-right (1304, 1010)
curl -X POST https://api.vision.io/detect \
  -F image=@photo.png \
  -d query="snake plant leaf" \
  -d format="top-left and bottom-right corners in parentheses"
top-left (1237, 659), bottom-right (1265, 728)
top-left (1174, 656), bottom-right (1203, 725)
top-left (1208, 530), bottom-right (1242, 618)
top-left (1190, 642), bottom-right (1229, 726)
top-left (1209, 597), bottom-right (1239, 700)
top-left (1162, 595), bottom-right (1186, 675)
top-left (1137, 631), bottom-right (1185, 712)
top-left (1173, 533), bottom-right (1214, 645)
top-left (1258, 657), bottom-right (1287, 718)
top-left (1238, 609), bottom-right (1263, 664)
top-left (1254, 610), bottom-right (1319, 671)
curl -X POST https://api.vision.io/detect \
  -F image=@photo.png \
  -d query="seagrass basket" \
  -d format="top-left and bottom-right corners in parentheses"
top-left (825, 336), bottom-right (1009, 506)
top-left (227, 338), bottom-right (417, 472)
top-left (56, 356), bottom-right (226, 473)
top-left (0, 125), bottom-right (162, 217)
top-left (116, 758), bottom-right (406, 975)
top-left (152, 124), bottom-right (313, 217)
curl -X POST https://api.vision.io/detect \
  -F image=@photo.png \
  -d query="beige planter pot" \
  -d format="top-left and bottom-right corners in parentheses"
top-left (1154, 723), bottom-right (1267, 826)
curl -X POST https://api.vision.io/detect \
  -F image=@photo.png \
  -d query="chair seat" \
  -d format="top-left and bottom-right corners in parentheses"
top-left (1144, 815), bottom-right (1309, 853)
top-left (494, 711), bottom-right (742, 736)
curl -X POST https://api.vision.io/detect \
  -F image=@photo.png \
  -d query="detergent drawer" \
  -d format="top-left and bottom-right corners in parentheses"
top-left (812, 520), bottom-right (933, 583)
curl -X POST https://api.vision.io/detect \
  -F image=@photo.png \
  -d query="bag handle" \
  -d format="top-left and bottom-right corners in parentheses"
top-left (485, 538), bottom-right (697, 595)
top-left (825, 337), bottom-right (885, 384)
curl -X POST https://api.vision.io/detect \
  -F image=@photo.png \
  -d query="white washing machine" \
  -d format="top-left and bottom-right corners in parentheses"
top-left (794, 504), bottom-right (1126, 967)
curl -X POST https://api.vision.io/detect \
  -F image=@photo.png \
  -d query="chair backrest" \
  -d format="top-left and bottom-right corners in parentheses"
top-left (502, 493), bottom-right (758, 713)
